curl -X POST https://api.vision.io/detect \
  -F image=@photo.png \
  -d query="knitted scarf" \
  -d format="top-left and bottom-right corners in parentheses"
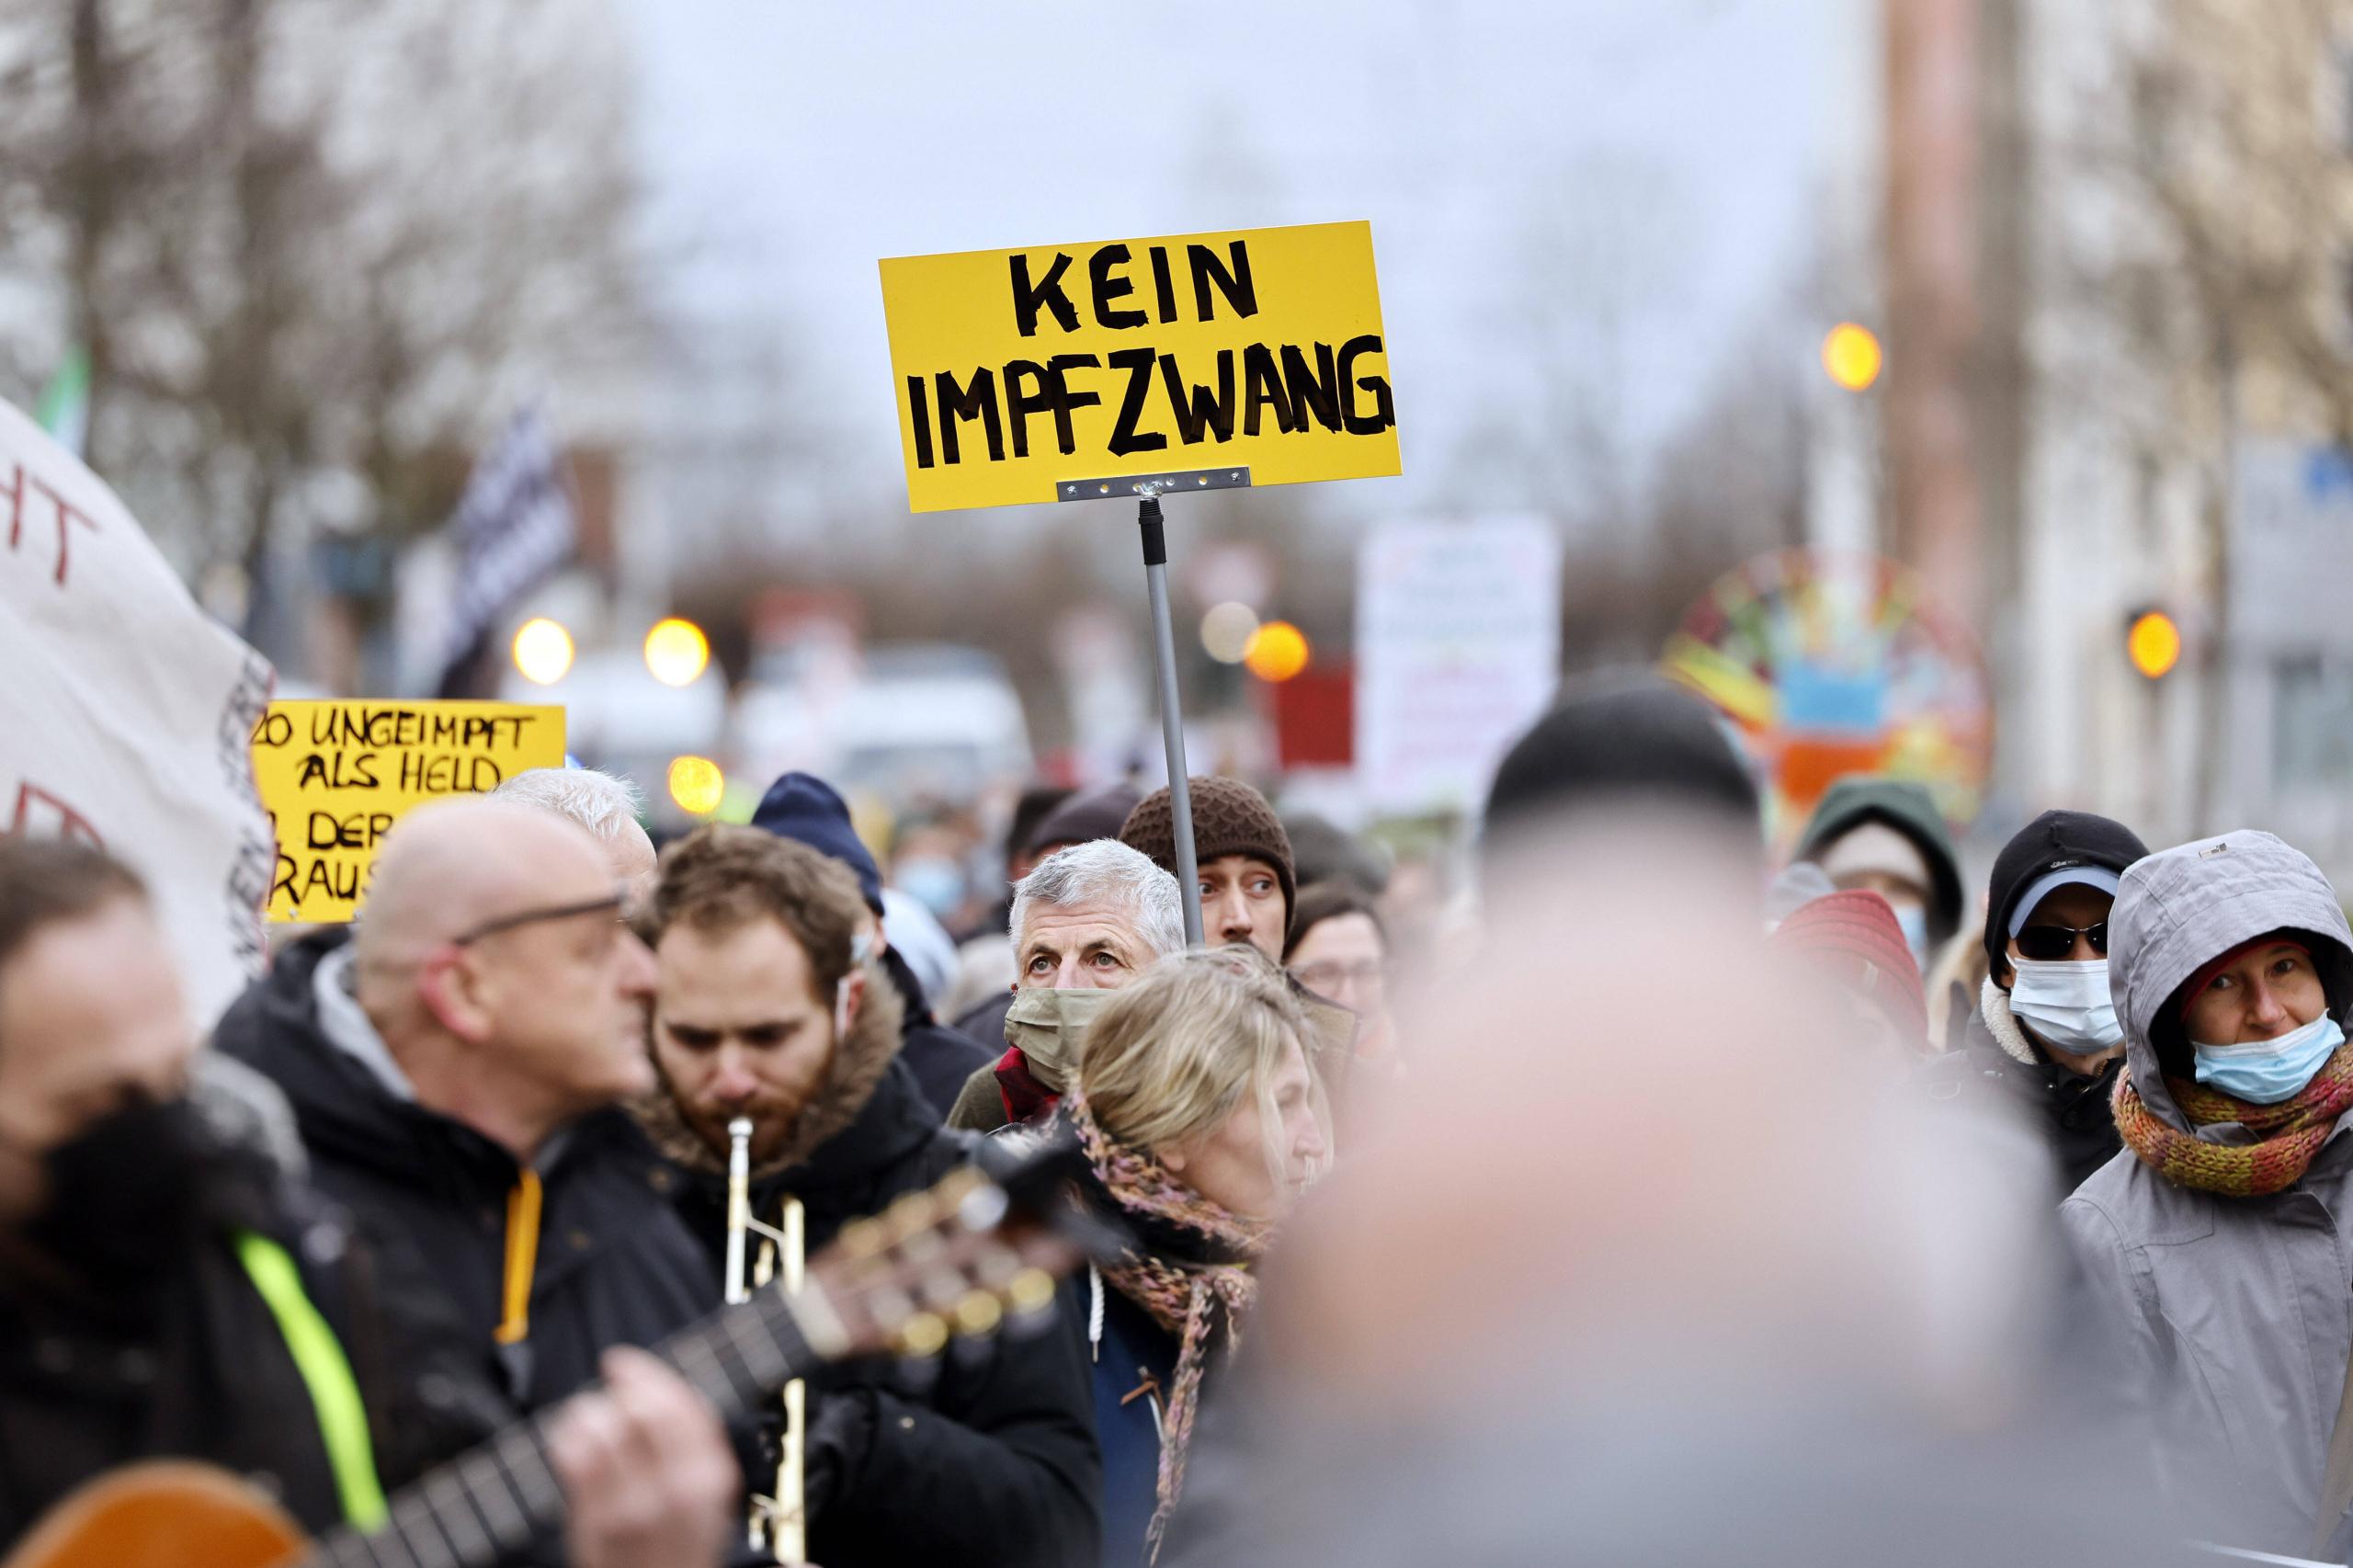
top-left (2113, 1043), bottom-right (2353, 1197)
top-left (1067, 1089), bottom-right (1271, 1562)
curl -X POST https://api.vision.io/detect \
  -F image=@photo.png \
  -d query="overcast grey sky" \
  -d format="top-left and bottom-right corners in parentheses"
top-left (618, 0), bottom-right (1867, 519)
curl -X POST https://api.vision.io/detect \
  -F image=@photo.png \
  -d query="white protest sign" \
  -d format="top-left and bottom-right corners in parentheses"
top-left (1355, 516), bottom-right (1562, 813)
top-left (0, 396), bottom-right (277, 1027)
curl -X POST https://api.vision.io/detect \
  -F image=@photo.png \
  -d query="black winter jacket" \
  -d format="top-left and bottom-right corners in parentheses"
top-left (882, 944), bottom-right (995, 1122)
top-left (1921, 983), bottom-right (2124, 1199)
top-left (213, 929), bottom-right (713, 1412)
top-left (634, 1016), bottom-right (1101, 1568)
top-left (0, 1077), bottom-right (513, 1556)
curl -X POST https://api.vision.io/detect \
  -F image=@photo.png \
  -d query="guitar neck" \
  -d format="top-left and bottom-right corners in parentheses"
top-left (304, 1286), bottom-right (820, 1568)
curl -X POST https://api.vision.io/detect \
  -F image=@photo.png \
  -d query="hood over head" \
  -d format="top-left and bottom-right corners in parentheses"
top-left (2109, 829), bottom-right (2353, 1133)
top-left (1793, 777), bottom-right (1965, 948)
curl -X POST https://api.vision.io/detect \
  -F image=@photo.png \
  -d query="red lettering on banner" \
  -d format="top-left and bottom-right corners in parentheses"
top-left (0, 460), bottom-right (101, 586)
top-left (0, 460), bottom-right (22, 552)
top-left (29, 477), bottom-right (96, 585)
top-left (5, 782), bottom-right (105, 846)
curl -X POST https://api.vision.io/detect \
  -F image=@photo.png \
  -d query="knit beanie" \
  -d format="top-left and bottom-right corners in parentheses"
top-left (1026, 782), bottom-right (1144, 858)
top-left (1483, 677), bottom-right (1759, 843)
top-left (1981, 810), bottom-right (2150, 976)
top-left (1121, 777), bottom-right (1296, 916)
top-left (751, 771), bottom-right (884, 914)
top-left (1769, 889), bottom-right (1930, 1045)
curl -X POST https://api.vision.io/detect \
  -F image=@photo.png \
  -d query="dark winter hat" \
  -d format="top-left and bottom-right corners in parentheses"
top-left (1284, 812), bottom-right (1392, 899)
top-left (750, 771), bottom-right (884, 914)
top-left (1483, 676), bottom-right (1760, 845)
top-left (1121, 777), bottom-right (1296, 916)
top-left (1769, 889), bottom-right (1930, 1046)
top-left (1025, 782), bottom-right (1143, 859)
top-left (1983, 810), bottom-right (2150, 977)
top-left (1793, 777), bottom-right (1967, 950)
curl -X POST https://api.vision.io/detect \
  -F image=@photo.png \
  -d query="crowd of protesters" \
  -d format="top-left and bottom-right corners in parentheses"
top-left (9, 672), bottom-right (2353, 1566)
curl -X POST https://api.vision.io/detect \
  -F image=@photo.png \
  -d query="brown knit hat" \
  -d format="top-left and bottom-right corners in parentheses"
top-left (1121, 777), bottom-right (1296, 917)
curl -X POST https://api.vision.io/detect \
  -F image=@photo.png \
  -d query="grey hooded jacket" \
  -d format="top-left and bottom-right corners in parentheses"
top-left (2060, 829), bottom-right (2353, 1557)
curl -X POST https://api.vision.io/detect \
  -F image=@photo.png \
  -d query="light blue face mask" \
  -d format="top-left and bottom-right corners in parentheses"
top-left (1894, 904), bottom-right (1931, 974)
top-left (2192, 1011), bottom-right (2346, 1106)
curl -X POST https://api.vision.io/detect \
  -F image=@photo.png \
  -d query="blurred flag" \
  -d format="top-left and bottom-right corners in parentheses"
top-left (34, 347), bottom-right (89, 458)
top-left (434, 406), bottom-right (575, 697)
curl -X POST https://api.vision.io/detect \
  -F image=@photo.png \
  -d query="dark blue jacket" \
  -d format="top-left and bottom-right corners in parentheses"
top-left (1068, 1269), bottom-right (1180, 1568)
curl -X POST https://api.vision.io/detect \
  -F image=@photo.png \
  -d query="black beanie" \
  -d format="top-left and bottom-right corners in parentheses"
top-left (1982, 810), bottom-right (2150, 975)
top-left (1483, 677), bottom-right (1759, 845)
top-left (751, 771), bottom-right (884, 915)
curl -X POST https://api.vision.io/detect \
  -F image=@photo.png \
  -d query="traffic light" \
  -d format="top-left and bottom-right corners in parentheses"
top-left (2126, 608), bottom-right (2181, 680)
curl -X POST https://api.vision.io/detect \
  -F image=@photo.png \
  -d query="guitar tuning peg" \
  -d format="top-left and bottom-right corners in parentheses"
top-left (953, 1290), bottom-right (1005, 1336)
top-left (970, 1241), bottom-right (1024, 1290)
top-left (838, 1217), bottom-right (887, 1259)
top-left (898, 1311), bottom-right (949, 1358)
top-left (1006, 1268), bottom-right (1056, 1317)
top-left (932, 1165), bottom-right (986, 1208)
top-left (884, 1189), bottom-right (939, 1239)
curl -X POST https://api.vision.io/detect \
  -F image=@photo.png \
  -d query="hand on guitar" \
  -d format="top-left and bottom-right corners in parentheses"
top-left (549, 1346), bottom-right (740, 1568)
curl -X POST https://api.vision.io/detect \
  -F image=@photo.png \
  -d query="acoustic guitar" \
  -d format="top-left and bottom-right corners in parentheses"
top-left (4, 1142), bottom-right (1108, 1568)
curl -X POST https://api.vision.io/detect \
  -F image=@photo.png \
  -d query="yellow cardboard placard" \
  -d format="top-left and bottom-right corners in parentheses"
top-left (879, 220), bottom-right (1400, 513)
top-left (252, 700), bottom-right (566, 922)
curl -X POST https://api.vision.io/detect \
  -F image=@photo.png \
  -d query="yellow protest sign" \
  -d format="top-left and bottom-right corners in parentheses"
top-left (252, 700), bottom-right (566, 922)
top-left (879, 220), bottom-right (1400, 513)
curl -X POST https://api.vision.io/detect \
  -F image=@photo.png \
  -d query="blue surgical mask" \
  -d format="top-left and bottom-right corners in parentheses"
top-left (1895, 904), bottom-right (1931, 974)
top-left (2008, 959), bottom-right (2125, 1058)
top-left (2192, 1012), bottom-right (2346, 1106)
top-left (892, 856), bottom-right (966, 920)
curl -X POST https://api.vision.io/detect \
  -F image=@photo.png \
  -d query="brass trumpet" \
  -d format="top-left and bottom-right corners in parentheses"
top-left (725, 1117), bottom-right (808, 1562)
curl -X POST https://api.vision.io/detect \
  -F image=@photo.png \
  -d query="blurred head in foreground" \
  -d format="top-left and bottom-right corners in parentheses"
top-left (1153, 762), bottom-right (2174, 1567)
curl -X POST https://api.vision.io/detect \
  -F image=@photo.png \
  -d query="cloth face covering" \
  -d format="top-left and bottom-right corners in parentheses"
top-left (2193, 1011), bottom-right (2346, 1106)
top-left (2008, 959), bottom-right (2124, 1057)
top-left (1002, 985), bottom-right (1116, 1090)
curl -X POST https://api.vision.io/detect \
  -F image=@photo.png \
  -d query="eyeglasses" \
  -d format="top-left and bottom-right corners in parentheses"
top-left (1292, 960), bottom-right (1386, 995)
top-left (451, 891), bottom-right (627, 948)
top-left (2016, 921), bottom-right (2108, 961)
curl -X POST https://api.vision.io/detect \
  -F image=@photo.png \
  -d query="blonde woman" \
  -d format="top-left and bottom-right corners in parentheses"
top-left (1063, 945), bottom-right (1330, 1564)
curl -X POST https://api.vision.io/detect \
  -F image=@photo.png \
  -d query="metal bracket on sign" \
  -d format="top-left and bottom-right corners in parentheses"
top-left (1055, 466), bottom-right (1253, 502)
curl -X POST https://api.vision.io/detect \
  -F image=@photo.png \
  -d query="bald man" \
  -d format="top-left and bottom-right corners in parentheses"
top-left (214, 799), bottom-right (713, 1414)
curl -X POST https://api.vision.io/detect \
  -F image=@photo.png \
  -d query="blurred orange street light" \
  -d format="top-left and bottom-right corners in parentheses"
top-left (1822, 323), bottom-right (1883, 392)
top-left (2127, 609), bottom-right (2182, 679)
top-left (512, 618), bottom-right (574, 686)
top-left (1244, 620), bottom-right (1311, 683)
top-left (644, 618), bottom-right (710, 687)
top-left (668, 755), bottom-right (725, 815)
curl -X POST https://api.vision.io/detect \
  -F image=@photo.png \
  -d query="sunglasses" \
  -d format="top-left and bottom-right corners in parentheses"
top-left (2016, 921), bottom-right (2108, 961)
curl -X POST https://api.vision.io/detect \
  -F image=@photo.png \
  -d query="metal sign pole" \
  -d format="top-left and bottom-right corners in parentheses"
top-left (1137, 491), bottom-right (1205, 947)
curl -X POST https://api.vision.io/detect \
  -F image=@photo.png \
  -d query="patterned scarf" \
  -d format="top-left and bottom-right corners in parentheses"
top-left (1067, 1089), bottom-right (1271, 1561)
top-left (2113, 1043), bottom-right (2353, 1197)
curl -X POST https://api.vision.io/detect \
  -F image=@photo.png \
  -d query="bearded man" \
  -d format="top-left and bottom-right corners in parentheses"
top-left (632, 824), bottom-right (1097, 1568)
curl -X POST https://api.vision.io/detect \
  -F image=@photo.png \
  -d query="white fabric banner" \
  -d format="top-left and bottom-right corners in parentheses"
top-left (0, 396), bottom-right (276, 1027)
